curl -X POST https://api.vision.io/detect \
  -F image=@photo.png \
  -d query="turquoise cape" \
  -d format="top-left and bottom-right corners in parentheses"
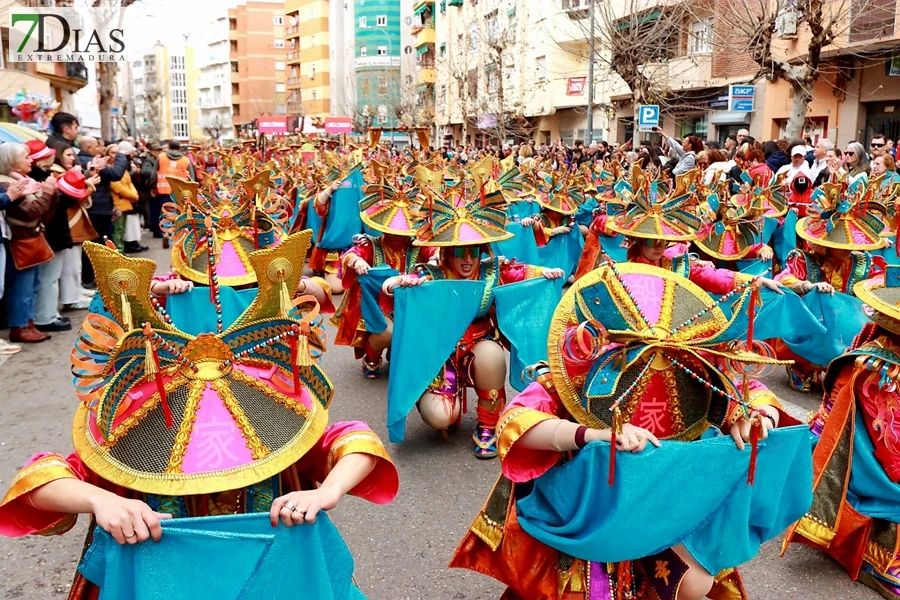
top-left (769, 211), bottom-right (798, 266)
top-left (386, 277), bottom-right (562, 442)
top-left (78, 513), bottom-right (364, 600)
top-left (307, 168), bottom-right (373, 249)
top-left (706, 288), bottom-right (826, 346)
top-left (848, 411), bottom-right (900, 521)
top-left (516, 426), bottom-right (813, 575)
top-left (784, 291), bottom-right (868, 367)
top-left (599, 233), bottom-right (629, 263)
top-left (494, 223), bottom-right (585, 277)
top-left (166, 288), bottom-right (257, 336)
top-left (358, 266), bottom-right (397, 335)
top-left (506, 201), bottom-right (536, 221)
top-left (574, 197), bottom-right (598, 227)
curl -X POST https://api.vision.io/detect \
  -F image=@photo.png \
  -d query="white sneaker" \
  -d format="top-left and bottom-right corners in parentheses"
top-left (80, 288), bottom-right (96, 297)
top-left (0, 339), bottom-right (23, 355)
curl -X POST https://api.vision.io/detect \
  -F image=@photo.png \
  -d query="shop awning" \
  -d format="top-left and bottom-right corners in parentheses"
top-left (413, 3), bottom-right (429, 16)
top-left (709, 111), bottom-right (751, 125)
top-left (416, 45), bottom-right (429, 56)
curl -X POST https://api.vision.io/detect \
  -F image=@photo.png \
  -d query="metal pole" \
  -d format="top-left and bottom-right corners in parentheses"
top-left (586, 0), bottom-right (595, 142)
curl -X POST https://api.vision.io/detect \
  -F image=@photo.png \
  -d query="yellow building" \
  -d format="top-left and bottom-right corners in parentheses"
top-left (285, 0), bottom-right (331, 117)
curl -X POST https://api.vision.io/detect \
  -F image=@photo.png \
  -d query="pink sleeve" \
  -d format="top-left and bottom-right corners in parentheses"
top-left (294, 421), bottom-right (399, 505)
top-left (0, 452), bottom-right (91, 537)
top-left (688, 263), bottom-right (737, 295)
top-left (152, 272), bottom-right (179, 283)
top-left (499, 260), bottom-right (529, 284)
top-left (498, 383), bottom-right (567, 483)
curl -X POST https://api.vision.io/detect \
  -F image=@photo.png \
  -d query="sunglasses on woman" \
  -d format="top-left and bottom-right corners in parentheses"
top-left (644, 238), bottom-right (672, 248)
top-left (452, 246), bottom-right (482, 260)
top-left (843, 151), bottom-right (855, 156)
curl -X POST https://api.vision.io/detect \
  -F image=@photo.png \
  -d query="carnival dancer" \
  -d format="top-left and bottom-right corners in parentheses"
top-left (774, 179), bottom-right (890, 392)
top-left (450, 261), bottom-right (812, 600)
top-left (384, 178), bottom-right (565, 459)
top-left (783, 265), bottom-right (900, 599)
top-left (307, 150), bottom-right (367, 295)
top-left (0, 233), bottom-right (399, 599)
top-left (519, 168), bottom-right (584, 246)
top-left (332, 178), bottom-right (433, 379)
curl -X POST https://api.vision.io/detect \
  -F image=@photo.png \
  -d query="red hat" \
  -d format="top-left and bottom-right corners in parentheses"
top-left (25, 140), bottom-right (55, 161)
top-left (57, 169), bottom-right (91, 200)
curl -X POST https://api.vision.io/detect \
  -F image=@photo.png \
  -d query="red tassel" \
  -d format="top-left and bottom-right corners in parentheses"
top-left (289, 334), bottom-right (301, 395)
top-left (746, 285), bottom-right (760, 347)
top-left (480, 184), bottom-right (486, 207)
top-left (153, 360), bottom-right (173, 429)
top-left (747, 420), bottom-right (760, 485)
top-left (208, 259), bottom-right (216, 304)
top-left (609, 428), bottom-right (617, 486)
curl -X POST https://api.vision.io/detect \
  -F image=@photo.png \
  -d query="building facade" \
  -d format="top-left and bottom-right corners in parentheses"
top-left (0, 0), bottom-right (90, 126)
top-left (132, 43), bottom-right (195, 142)
top-left (286, 0), bottom-right (331, 119)
top-left (354, 0), bottom-right (402, 130)
top-left (228, 1), bottom-right (287, 137)
top-left (330, 0), bottom-right (356, 119)
top-left (196, 15), bottom-right (235, 142)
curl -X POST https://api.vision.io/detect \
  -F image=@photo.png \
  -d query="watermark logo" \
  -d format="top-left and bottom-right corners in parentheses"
top-left (8, 4), bottom-right (125, 63)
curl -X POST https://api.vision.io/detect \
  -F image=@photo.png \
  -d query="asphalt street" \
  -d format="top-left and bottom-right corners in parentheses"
top-left (0, 243), bottom-right (882, 599)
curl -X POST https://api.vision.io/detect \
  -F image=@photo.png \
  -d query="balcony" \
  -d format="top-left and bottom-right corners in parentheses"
top-left (286, 50), bottom-right (302, 62)
top-left (414, 26), bottom-right (435, 48)
top-left (31, 62), bottom-right (89, 93)
top-left (231, 93), bottom-right (241, 104)
top-left (418, 68), bottom-right (436, 84)
top-left (285, 25), bottom-right (300, 37)
top-left (638, 55), bottom-right (712, 92)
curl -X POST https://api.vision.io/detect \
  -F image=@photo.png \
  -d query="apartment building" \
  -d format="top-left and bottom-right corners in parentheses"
top-left (228, 1), bottom-right (287, 137)
top-left (285, 0), bottom-right (331, 118)
top-left (197, 15), bottom-right (235, 142)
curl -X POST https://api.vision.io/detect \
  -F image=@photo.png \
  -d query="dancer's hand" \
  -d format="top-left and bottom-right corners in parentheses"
top-left (754, 277), bottom-right (784, 295)
top-left (551, 226), bottom-right (571, 236)
top-left (270, 486), bottom-right (342, 527)
top-left (588, 423), bottom-right (660, 453)
top-left (150, 279), bottom-right (194, 296)
top-left (805, 281), bottom-right (835, 295)
top-left (729, 410), bottom-right (777, 451)
top-left (91, 495), bottom-right (171, 545)
top-left (758, 245), bottom-right (773, 261)
top-left (350, 256), bottom-right (370, 275)
top-left (519, 217), bottom-right (536, 227)
top-left (542, 268), bottom-right (566, 280)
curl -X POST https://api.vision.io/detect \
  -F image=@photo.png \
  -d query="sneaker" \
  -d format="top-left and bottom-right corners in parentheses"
top-left (0, 339), bottom-right (22, 355)
top-left (62, 300), bottom-right (92, 312)
top-left (79, 287), bottom-right (96, 297)
top-left (362, 357), bottom-right (382, 379)
top-left (473, 423), bottom-right (498, 459)
top-left (786, 365), bottom-right (812, 393)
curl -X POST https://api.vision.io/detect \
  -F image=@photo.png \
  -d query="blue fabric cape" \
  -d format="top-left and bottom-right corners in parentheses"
top-left (357, 266), bottom-right (397, 335)
top-left (387, 281), bottom-right (485, 442)
top-left (307, 169), bottom-right (371, 250)
top-left (166, 288), bottom-right (258, 336)
top-left (848, 410), bottom-right (900, 522)
top-left (494, 223), bottom-right (585, 277)
top-left (871, 244), bottom-right (899, 265)
top-left (78, 512), bottom-right (364, 600)
top-left (507, 201), bottom-right (537, 221)
top-left (493, 277), bottom-right (564, 392)
top-left (574, 198), bottom-right (598, 227)
top-left (706, 288), bottom-right (826, 347)
top-left (770, 210), bottom-right (798, 266)
top-left (784, 291), bottom-right (868, 367)
top-left (386, 277), bottom-right (562, 441)
top-left (599, 233), bottom-right (629, 263)
top-left (516, 426), bottom-right (813, 575)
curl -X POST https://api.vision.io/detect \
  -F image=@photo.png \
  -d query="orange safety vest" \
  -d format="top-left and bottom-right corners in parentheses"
top-left (156, 154), bottom-right (191, 195)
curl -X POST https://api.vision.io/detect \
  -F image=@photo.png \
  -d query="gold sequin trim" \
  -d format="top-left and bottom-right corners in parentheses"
top-left (104, 375), bottom-right (186, 448)
top-left (326, 431), bottom-right (385, 473)
top-left (662, 366), bottom-right (686, 433)
top-left (213, 378), bottom-right (270, 461)
top-left (164, 380), bottom-right (206, 473)
top-left (658, 279), bottom-right (676, 332)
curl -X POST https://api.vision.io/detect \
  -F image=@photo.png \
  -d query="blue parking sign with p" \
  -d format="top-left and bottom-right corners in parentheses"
top-left (638, 105), bottom-right (659, 131)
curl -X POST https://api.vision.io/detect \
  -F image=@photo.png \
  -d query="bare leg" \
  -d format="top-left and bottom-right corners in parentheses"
top-left (672, 545), bottom-right (714, 600)
top-left (368, 317), bottom-right (393, 352)
top-left (324, 272), bottom-right (343, 295)
top-left (471, 340), bottom-right (508, 459)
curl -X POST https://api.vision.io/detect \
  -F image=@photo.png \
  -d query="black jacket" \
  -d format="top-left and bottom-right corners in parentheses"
top-left (28, 166), bottom-right (73, 252)
top-left (78, 151), bottom-right (128, 217)
top-left (45, 132), bottom-right (75, 151)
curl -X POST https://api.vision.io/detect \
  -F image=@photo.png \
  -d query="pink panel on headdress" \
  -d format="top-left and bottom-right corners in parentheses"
top-left (457, 223), bottom-right (483, 243)
top-left (658, 222), bottom-right (682, 237)
top-left (665, 243), bottom-right (689, 257)
top-left (388, 209), bottom-right (409, 232)
top-left (722, 232), bottom-right (739, 255)
top-left (849, 224), bottom-right (872, 245)
top-left (181, 382), bottom-right (253, 474)
top-left (620, 273), bottom-right (664, 324)
top-left (217, 241), bottom-right (248, 278)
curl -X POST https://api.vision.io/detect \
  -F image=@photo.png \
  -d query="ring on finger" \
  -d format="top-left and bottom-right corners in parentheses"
top-left (124, 532), bottom-right (137, 539)
top-left (284, 502), bottom-right (296, 512)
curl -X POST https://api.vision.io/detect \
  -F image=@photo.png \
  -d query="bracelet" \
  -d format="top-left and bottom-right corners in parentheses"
top-left (574, 425), bottom-right (588, 449)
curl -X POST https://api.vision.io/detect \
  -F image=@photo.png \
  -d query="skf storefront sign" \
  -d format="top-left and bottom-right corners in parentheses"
top-left (728, 85), bottom-right (756, 112)
top-left (567, 77), bottom-right (587, 96)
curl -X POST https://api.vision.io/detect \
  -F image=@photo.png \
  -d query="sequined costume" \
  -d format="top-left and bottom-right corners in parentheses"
top-left (0, 231), bottom-right (398, 598)
top-left (784, 266), bottom-right (900, 599)
top-left (451, 262), bottom-right (811, 600)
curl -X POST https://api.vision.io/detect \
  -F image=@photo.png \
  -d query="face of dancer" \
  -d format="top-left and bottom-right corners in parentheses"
top-left (639, 239), bottom-right (668, 262)
top-left (449, 246), bottom-right (481, 278)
